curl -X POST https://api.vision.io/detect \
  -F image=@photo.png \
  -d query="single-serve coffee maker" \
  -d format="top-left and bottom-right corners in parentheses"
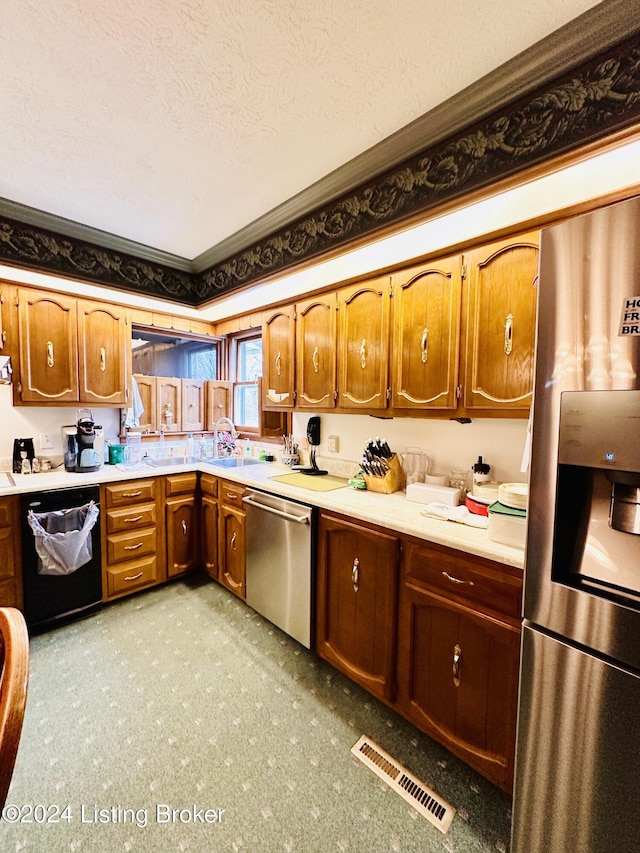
top-left (13, 438), bottom-right (35, 474)
top-left (63, 409), bottom-right (104, 473)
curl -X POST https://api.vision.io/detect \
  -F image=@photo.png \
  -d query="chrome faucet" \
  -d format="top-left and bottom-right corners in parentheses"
top-left (213, 418), bottom-right (238, 458)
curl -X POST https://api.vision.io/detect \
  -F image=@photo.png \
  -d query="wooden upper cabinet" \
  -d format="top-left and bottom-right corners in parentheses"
top-left (156, 377), bottom-right (182, 431)
top-left (295, 293), bottom-right (337, 409)
top-left (78, 300), bottom-right (129, 405)
top-left (182, 378), bottom-right (205, 431)
top-left (205, 380), bottom-right (231, 430)
top-left (463, 233), bottom-right (539, 411)
top-left (18, 288), bottom-right (79, 402)
top-left (133, 374), bottom-right (157, 432)
top-left (262, 305), bottom-right (295, 408)
top-left (338, 275), bottom-right (391, 409)
top-left (392, 256), bottom-right (462, 410)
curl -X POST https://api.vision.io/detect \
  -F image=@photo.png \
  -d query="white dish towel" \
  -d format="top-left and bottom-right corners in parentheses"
top-left (124, 375), bottom-right (145, 428)
top-left (420, 502), bottom-right (489, 529)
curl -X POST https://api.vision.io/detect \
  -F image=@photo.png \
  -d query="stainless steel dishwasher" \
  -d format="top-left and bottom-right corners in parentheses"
top-left (243, 489), bottom-right (314, 648)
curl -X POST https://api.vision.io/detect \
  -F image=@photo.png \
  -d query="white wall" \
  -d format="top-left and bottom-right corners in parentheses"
top-left (0, 384), bottom-right (120, 468)
top-left (292, 411), bottom-right (529, 484)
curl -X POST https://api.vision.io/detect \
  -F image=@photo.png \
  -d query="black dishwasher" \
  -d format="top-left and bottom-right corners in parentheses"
top-left (21, 485), bottom-right (102, 632)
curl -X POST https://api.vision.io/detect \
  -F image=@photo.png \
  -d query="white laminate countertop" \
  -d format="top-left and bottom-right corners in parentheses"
top-left (2, 460), bottom-right (525, 570)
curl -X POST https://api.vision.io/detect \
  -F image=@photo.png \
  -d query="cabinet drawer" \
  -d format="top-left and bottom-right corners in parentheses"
top-left (220, 481), bottom-right (246, 507)
top-left (165, 472), bottom-right (198, 497)
top-left (106, 555), bottom-right (158, 597)
top-left (404, 539), bottom-right (522, 620)
top-left (107, 528), bottom-right (157, 565)
top-left (105, 479), bottom-right (157, 507)
top-left (199, 473), bottom-right (218, 497)
top-left (105, 502), bottom-right (157, 534)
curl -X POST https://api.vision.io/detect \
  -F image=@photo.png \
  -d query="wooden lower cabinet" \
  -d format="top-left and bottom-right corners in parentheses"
top-left (165, 473), bottom-right (199, 578)
top-left (101, 478), bottom-right (162, 600)
top-left (396, 539), bottom-right (522, 793)
top-left (316, 510), bottom-right (522, 793)
top-left (199, 473), bottom-right (219, 580)
top-left (218, 480), bottom-right (247, 598)
top-left (0, 496), bottom-right (23, 608)
top-left (316, 512), bottom-right (400, 704)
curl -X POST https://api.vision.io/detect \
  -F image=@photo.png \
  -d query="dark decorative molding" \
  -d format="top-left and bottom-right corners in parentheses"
top-left (0, 215), bottom-right (197, 304)
top-left (1, 27), bottom-right (640, 306)
top-left (198, 31), bottom-right (640, 299)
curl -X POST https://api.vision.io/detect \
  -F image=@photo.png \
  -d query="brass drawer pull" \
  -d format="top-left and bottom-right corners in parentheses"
top-left (230, 532), bottom-right (237, 552)
top-left (181, 520), bottom-right (188, 536)
top-left (46, 340), bottom-right (54, 367)
top-left (122, 490), bottom-right (143, 498)
top-left (453, 643), bottom-right (462, 687)
top-left (227, 492), bottom-right (240, 501)
top-left (124, 572), bottom-right (144, 582)
top-left (123, 515), bottom-right (143, 523)
top-left (352, 556), bottom-right (360, 592)
top-left (100, 346), bottom-right (106, 372)
top-left (124, 542), bottom-right (143, 551)
top-left (421, 328), bottom-right (429, 363)
top-left (275, 351), bottom-right (281, 376)
top-left (442, 571), bottom-right (474, 587)
top-left (504, 313), bottom-right (514, 355)
top-left (312, 345), bottom-right (319, 373)
top-left (360, 338), bottom-right (367, 369)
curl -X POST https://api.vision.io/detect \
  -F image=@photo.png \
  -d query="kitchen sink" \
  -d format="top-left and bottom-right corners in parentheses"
top-left (207, 457), bottom-right (263, 468)
top-left (145, 456), bottom-right (197, 467)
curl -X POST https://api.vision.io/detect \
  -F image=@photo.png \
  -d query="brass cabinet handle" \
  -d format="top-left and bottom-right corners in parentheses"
top-left (124, 542), bottom-right (143, 551)
top-left (352, 556), bottom-right (360, 592)
top-left (47, 340), bottom-right (54, 367)
top-left (100, 346), bottom-right (106, 372)
top-left (124, 572), bottom-right (144, 582)
top-left (453, 643), bottom-right (462, 687)
top-left (230, 531), bottom-right (237, 552)
top-left (275, 351), bottom-right (281, 376)
top-left (360, 338), bottom-right (367, 370)
top-left (122, 491), bottom-right (143, 498)
top-left (227, 491), bottom-right (239, 501)
top-left (181, 520), bottom-right (187, 536)
top-left (312, 346), bottom-right (319, 373)
top-left (441, 571), bottom-right (474, 587)
top-left (123, 515), bottom-right (143, 523)
top-left (421, 328), bottom-right (429, 363)
top-left (504, 313), bottom-right (514, 355)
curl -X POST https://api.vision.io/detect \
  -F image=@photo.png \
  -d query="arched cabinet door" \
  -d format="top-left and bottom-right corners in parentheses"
top-left (337, 275), bottom-right (391, 410)
top-left (295, 293), bottom-right (337, 409)
top-left (262, 305), bottom-right (295, 409)
top-left (18, 288), bottom-right (79, 402)
top-left (463, 233), bottom-right (539, 411)
top-left (78, 300), bottom-right (129, 405)
top-left (392, 255), bottom-right (462, 410)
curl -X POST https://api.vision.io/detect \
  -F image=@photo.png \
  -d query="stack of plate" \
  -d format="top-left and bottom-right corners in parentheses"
top-left (498, 482), bottom-right (528, 510)
top-left (471, 481), bottom-right (501, 504)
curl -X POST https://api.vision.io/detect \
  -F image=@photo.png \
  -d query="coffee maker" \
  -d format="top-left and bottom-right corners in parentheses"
top-left (64, 409), bottom-right (104, 473)
top-left (13, 438), bottom-right (35, 474)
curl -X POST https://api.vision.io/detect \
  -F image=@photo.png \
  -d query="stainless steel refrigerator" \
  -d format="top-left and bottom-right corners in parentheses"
top-left (511, 196), bottom-right (640, 852)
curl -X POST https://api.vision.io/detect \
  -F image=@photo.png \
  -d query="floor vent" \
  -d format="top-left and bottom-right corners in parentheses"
top-left (351, 735), bottom-right (455, 834)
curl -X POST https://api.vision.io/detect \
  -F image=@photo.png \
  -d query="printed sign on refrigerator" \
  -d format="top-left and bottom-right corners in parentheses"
top-left (620, 295), bottom-right (640, 335)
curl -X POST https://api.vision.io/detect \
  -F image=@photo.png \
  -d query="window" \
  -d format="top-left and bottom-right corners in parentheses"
top-left (231, 333), bottom-right (262, 431)
top-left (131, 329), bottom-right (219, 380)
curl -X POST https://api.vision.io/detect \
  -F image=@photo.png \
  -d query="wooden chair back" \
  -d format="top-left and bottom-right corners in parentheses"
top-left (0, 607), bottom-right (29, 807)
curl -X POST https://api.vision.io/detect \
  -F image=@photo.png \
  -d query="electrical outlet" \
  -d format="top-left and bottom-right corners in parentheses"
top-left (40, 432), bottom-right (54, 450)
top-left (327, 435), bottom-right (339, 453)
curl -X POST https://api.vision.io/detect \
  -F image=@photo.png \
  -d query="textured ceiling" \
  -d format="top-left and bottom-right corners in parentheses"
top-left (0, 0), bottom-right (604, 264)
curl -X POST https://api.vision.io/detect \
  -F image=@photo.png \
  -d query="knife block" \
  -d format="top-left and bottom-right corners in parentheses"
top-left (363, 453), bottom-right (404, 494)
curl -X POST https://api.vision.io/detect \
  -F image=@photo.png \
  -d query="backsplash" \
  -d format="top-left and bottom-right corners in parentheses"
top-left (0, 384), bottom-right (530, 484)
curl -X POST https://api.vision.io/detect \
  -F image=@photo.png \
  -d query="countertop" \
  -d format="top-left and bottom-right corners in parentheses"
top-left (1, 460), bottom-right (525, 570)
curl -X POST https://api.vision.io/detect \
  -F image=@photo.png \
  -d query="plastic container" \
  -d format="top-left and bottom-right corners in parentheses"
top-left (406, 482), bottom-right (463, 506)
